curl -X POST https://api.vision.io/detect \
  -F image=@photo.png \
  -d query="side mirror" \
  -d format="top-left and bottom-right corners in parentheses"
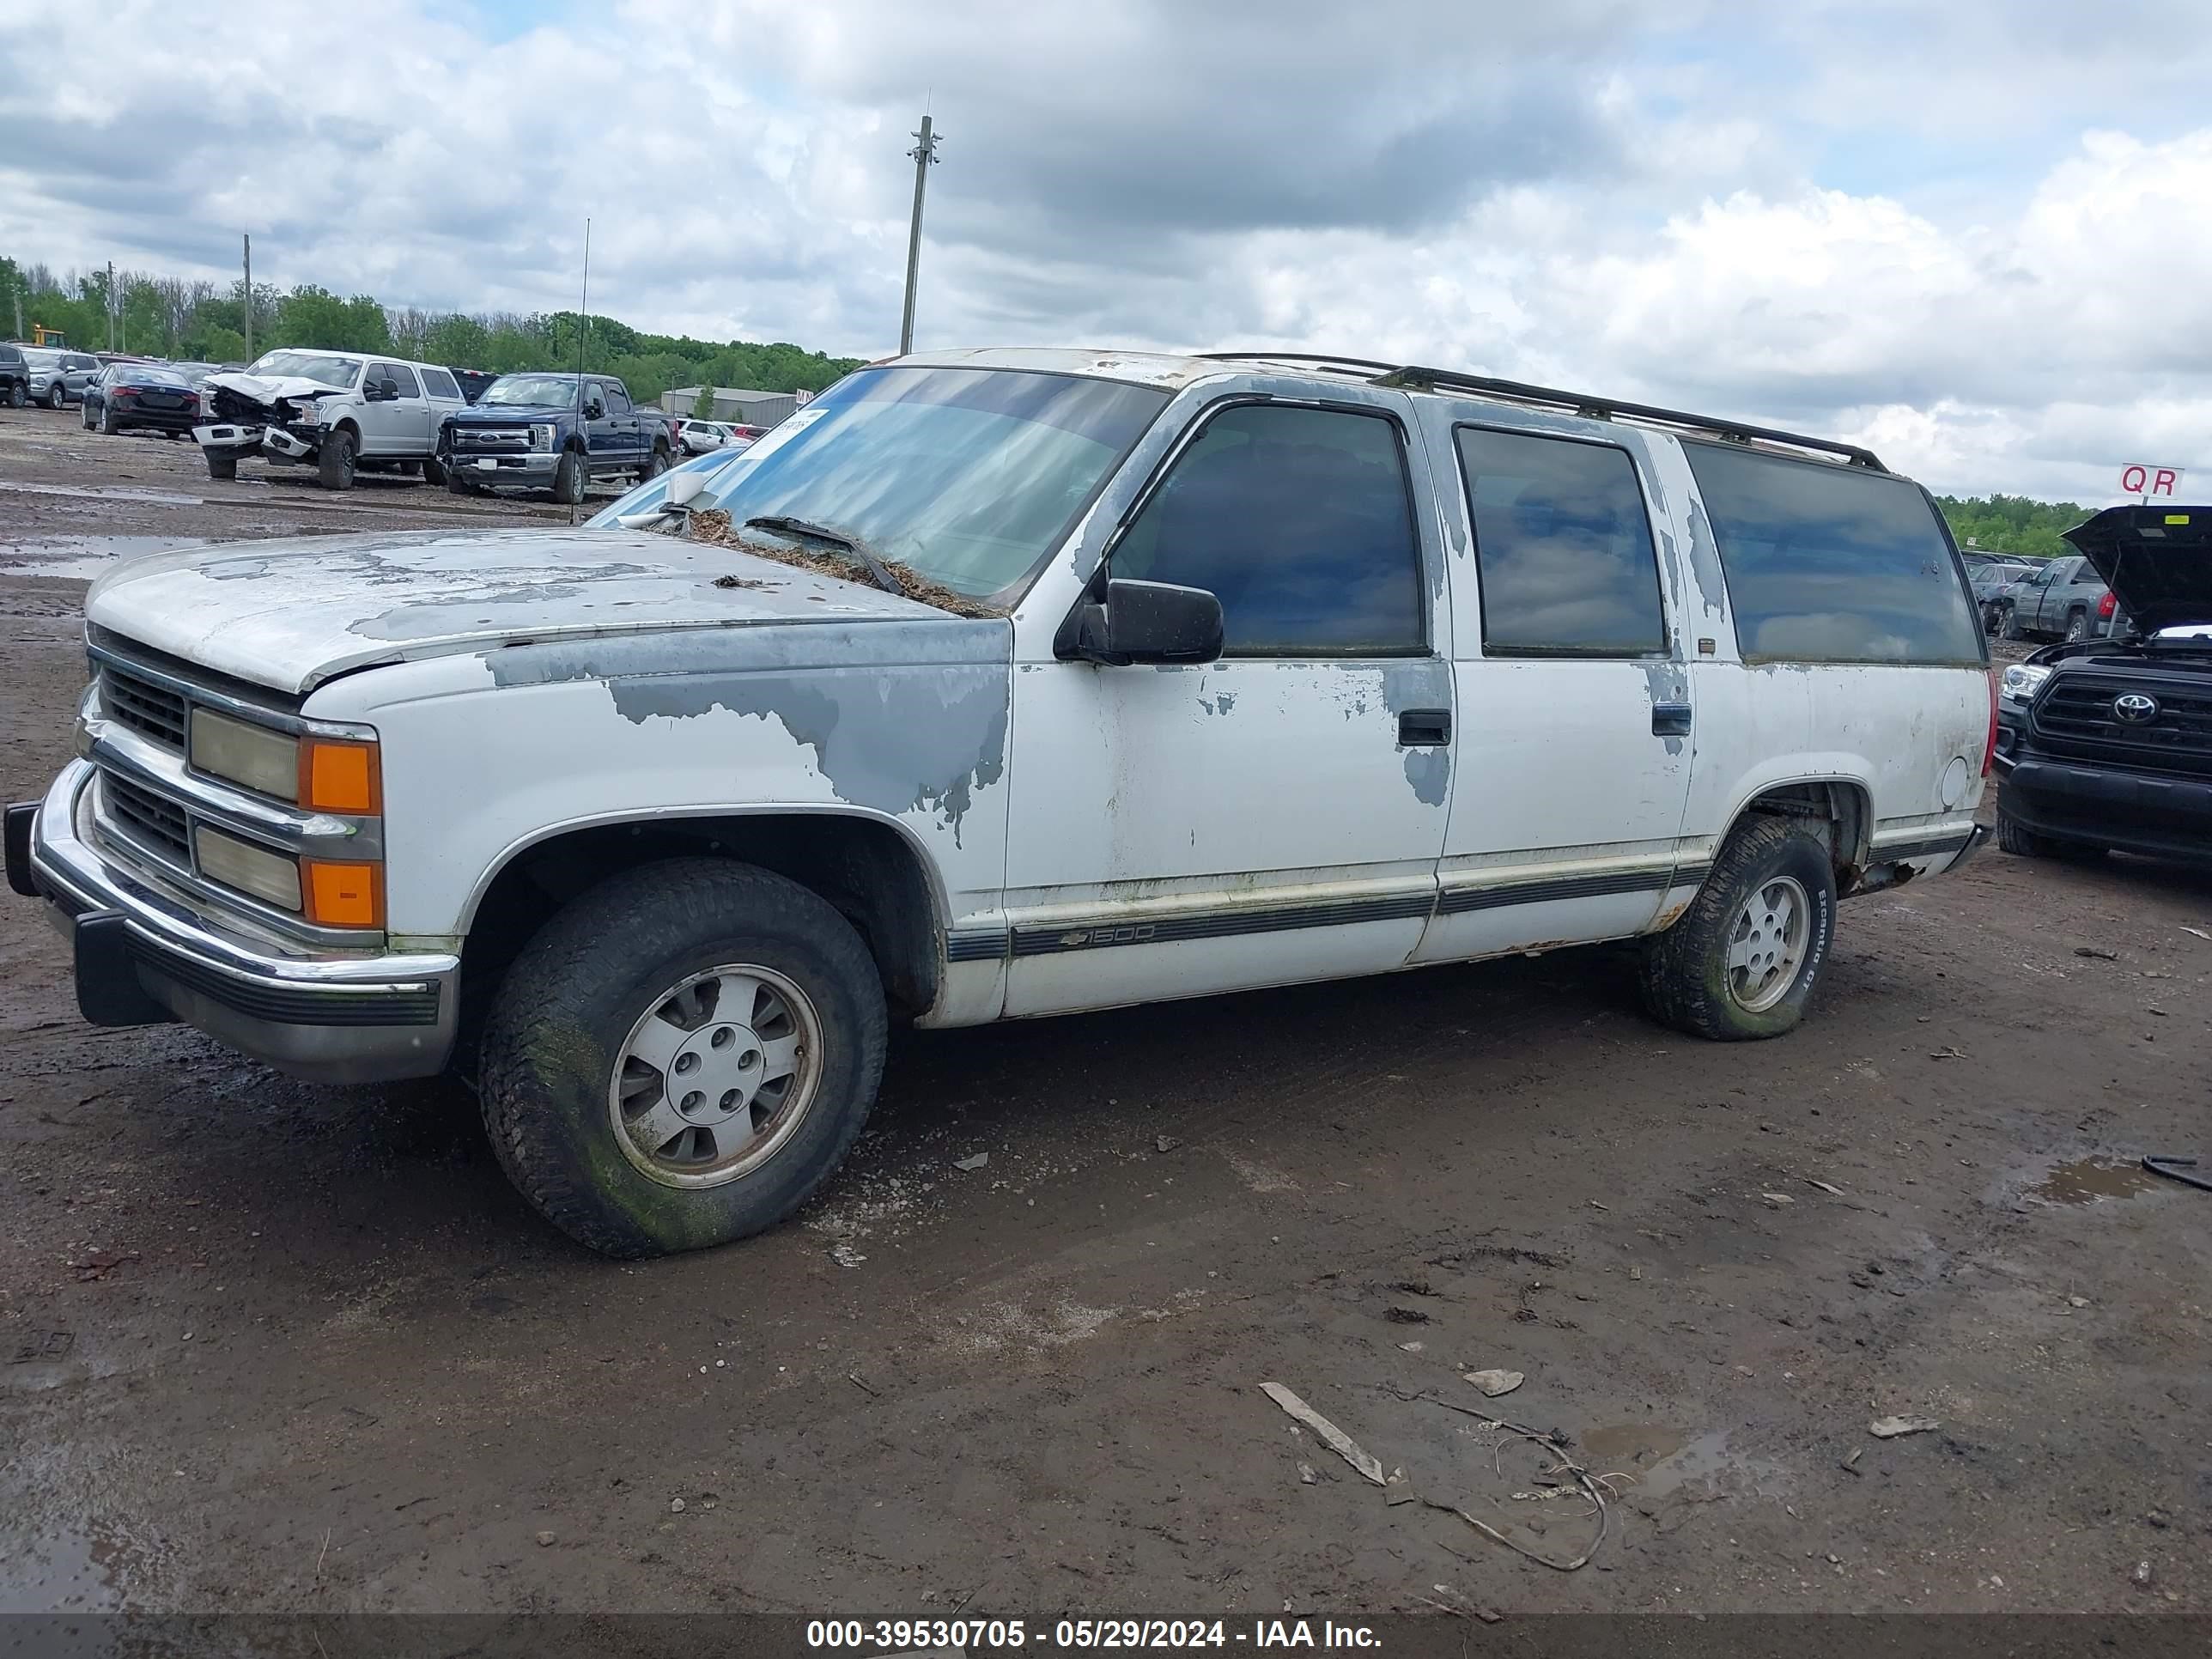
top-left (1062, 578), bottom-right (1224, 666)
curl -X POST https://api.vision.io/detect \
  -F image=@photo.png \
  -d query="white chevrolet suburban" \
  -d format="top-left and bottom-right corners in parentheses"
top-left (8, 349), bottom-right (1995, 1256)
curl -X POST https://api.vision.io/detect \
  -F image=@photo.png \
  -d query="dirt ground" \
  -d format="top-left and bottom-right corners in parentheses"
top-left (2, 400), bottom-right (2207, 1620)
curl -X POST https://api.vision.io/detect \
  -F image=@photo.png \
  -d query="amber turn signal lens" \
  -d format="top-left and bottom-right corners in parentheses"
top-left (302, 859), bottom-right (383, 927)
top-left (301, 738), bottom-right (380, 813)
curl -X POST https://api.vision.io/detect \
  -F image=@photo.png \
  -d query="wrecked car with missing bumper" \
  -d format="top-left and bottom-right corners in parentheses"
top-left (7, 349), bottom-right (1995, 1257)
top-left (193, 349), bottom-right (467, 490)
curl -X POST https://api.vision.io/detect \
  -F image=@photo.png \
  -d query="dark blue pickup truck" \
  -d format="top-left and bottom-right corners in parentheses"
top-left (439, 372), bottom-right (674, 503)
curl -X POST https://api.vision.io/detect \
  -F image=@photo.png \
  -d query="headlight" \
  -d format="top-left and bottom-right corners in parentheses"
top-left (1999, 663), bottom-right (2051, 703)
top-left (194, 824), bottom-right (302, 911)
top-left (191, 708), bottom-right (298, 799)
top-left (530, 422), bottom-right (554, 449)
top-left (190, 708), bottom-right (381, 812)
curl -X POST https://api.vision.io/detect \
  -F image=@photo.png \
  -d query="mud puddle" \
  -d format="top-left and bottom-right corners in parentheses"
top-left (0, 535), bottom-right (210, 580)
top-left (1582, 1424), bottom-right (1790, 1501)
top-left (0, 481), bottom-right (204, 507)
top-left (2026, 1157), bottom-right (2160, 1206)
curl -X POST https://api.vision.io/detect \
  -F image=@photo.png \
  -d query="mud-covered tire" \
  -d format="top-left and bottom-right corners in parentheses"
top-left (422, 453), bottom-right (447, 486)
top-left (550, 448), bottom-right (586, 505)
top-left (1637, 817), bottom-right (1838, 1042)
top-left (318, 427), bottom-right (356, 489)
top-left (204, 451), bottom-right (238, 482)
top-left (1999, 604), bottom-right (2025, 641)
top-left (2064, 609), bottom-right (2091, 642)
top-left (477, 859), bottom-right (888, 1258)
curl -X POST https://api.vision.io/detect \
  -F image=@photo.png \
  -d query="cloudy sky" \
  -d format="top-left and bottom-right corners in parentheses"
top-left (3, 0), bottom-right (2206, 500)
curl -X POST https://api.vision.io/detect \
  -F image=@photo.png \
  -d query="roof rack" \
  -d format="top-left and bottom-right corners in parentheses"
top-left (1197, 352), bottom-right (1885, 471)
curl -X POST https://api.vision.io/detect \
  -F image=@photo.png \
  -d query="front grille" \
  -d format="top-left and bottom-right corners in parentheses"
top-left (103, 774), bottom-right (192, 866)
top-left (100, 662), bottom-right (188, 749)
top-left (2034, 675), bottom-right (2212, 776)
top-left (452, 427), bottom-right (528, 450)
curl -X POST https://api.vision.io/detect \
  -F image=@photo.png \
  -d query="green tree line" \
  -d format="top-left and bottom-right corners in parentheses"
top-left (1, 255), bottom-right (862, 404)
top-left (1935, 494), bottom-right (2089, 560)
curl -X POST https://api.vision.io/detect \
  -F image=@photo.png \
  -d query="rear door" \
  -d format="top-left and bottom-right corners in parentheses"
top-left (1411, 415), bottom-right (1696, 963)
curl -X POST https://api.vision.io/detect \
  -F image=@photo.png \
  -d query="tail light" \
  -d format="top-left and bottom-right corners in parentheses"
top-left (1983, 671), bottom-right (1999, 776)
top-left (2098, 591), bottom-right (2118, 618)
top-left (112, 386), bottom-right (137, 398)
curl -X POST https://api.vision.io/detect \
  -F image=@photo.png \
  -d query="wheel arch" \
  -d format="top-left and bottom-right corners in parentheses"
top-left (1713, 775), bottom-right (1875, 889)
top-left (458, 806), bottom-right (951, 1036)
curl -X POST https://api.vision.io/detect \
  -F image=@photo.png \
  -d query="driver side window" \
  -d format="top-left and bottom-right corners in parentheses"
top-left (1112, 403), bottom-right (1425, 656)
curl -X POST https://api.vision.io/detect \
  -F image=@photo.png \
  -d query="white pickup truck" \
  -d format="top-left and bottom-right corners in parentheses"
top-left (9, 349), bottom-right (1994, 1256)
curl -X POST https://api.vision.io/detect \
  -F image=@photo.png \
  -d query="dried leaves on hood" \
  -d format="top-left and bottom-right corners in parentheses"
top-left (689, 509), bottom-right (1006, 619)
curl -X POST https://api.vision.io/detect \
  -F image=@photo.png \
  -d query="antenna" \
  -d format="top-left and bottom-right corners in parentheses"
top-left (572, 217), bottom-right (590, 526)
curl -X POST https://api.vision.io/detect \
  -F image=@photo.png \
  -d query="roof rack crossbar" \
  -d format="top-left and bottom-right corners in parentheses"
top-left (1194, 351), bottom-right (1885, 471)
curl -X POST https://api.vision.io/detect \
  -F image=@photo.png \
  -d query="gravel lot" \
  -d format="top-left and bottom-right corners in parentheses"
top-left (2, 401), bottom-right (2207, 1618)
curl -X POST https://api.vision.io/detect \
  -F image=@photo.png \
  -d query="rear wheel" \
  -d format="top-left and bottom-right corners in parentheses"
top-left (1999, 603), bottom-right (2024, 640)
top-left (477, 860), bottom-right (888, 1257)
top-left (99, 400), bottom-right (118, 434)
top-left (639, 443), bottom-right (669, 482)
top-left (1638, 817), bottom-right (1837, 1041)
top-left (551, 448), bottom-right (586, 505)
top-left (2064, 608), bottom-right (2090, 642)
top-left (318, 427), bottom-right (357, 490)
top-left (6, 381), bottom-right (24, 410)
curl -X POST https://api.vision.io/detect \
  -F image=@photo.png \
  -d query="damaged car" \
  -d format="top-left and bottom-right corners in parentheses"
top-left (193, 350), bottom-right (468, 489)
top-left (9, 349), bottom-right (1994, 1258)
top-left (1993, 504), bottom-right (2212, 862)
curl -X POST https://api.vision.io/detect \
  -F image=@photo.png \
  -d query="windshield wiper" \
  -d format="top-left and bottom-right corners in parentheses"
top-left (743, 514), bottom-right (907, 599)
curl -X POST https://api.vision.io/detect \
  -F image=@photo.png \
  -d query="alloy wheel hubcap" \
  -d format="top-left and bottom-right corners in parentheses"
top-left (607, 964), bottom-right (821, 1188)
top-left (1725, 876), bottom-right (1809, 1013)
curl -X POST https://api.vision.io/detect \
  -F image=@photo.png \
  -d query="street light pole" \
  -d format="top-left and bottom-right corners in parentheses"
top-left (898, 114), bottom-right (941, 356)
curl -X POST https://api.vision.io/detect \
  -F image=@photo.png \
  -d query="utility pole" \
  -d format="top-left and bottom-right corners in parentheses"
top-left (106, 259), bottom-right (115, 353)
top-left (898, 113), bottom-right (941, 356)
top-left (10, 277), bottom-right (21, 343)
top-left (242, 234), bottom-right (252, 361)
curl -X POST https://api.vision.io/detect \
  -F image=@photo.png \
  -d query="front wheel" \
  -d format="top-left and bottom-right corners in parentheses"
top-left (318, 428), bottom-right (356, 490)
top-left (422, 453), bottom-right (447, 486)
top-left (478, 860), bottom-right (888, 1257)
top-left (46, 383), bottom-right (67, 410)
top-left (1637, 817), bottom-right (1837, 1041)
top-left (550, 448), bottom-right (586, 505)
top-left (205, 451), bottom-right (238, 482)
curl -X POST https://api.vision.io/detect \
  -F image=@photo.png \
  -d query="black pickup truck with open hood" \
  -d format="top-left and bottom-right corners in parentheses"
top-left (1993, 504), bottom-right (2212, 863)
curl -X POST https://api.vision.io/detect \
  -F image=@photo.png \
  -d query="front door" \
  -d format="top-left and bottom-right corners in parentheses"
top-left (1002, 397), bottom-right (1455, 1018)
top-left (1411, 417), bottom-right (1697, 963)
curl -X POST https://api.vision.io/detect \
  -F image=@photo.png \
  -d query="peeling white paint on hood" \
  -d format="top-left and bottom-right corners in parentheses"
top-left (86, 526), bottom-right (951, 696)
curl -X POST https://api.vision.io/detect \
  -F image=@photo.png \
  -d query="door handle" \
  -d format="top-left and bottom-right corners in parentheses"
top-left (1651, 702), bottom-right (1692, 737)
top-left (1398, 708), bottom-right (1451, 746)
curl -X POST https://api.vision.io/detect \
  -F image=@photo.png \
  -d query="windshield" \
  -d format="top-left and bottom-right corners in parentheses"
top-left (593, 367), bottom-right (1169, 600)
top-left (246, 350), bottom-right (362, 388)
top-left (482, 374), bottom-right (581, 407)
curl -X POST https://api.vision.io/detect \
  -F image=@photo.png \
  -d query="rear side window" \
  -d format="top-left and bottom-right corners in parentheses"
top-left (1114, 403), bottom-right (1425, 655)
top-left (1458, 427), bottom-right (1667, 656)
top-left (421, 368), bottom-right (459, 400)
top-left (1684, 444), bottom-right (1982, 664)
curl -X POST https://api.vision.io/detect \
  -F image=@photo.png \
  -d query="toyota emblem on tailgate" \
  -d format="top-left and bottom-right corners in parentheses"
top-left (2113, 693), bottom-right (2160, 723)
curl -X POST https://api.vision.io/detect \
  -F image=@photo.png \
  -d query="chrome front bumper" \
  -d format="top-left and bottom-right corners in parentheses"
top-left (10, 761), bottom-right (459, 1084)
